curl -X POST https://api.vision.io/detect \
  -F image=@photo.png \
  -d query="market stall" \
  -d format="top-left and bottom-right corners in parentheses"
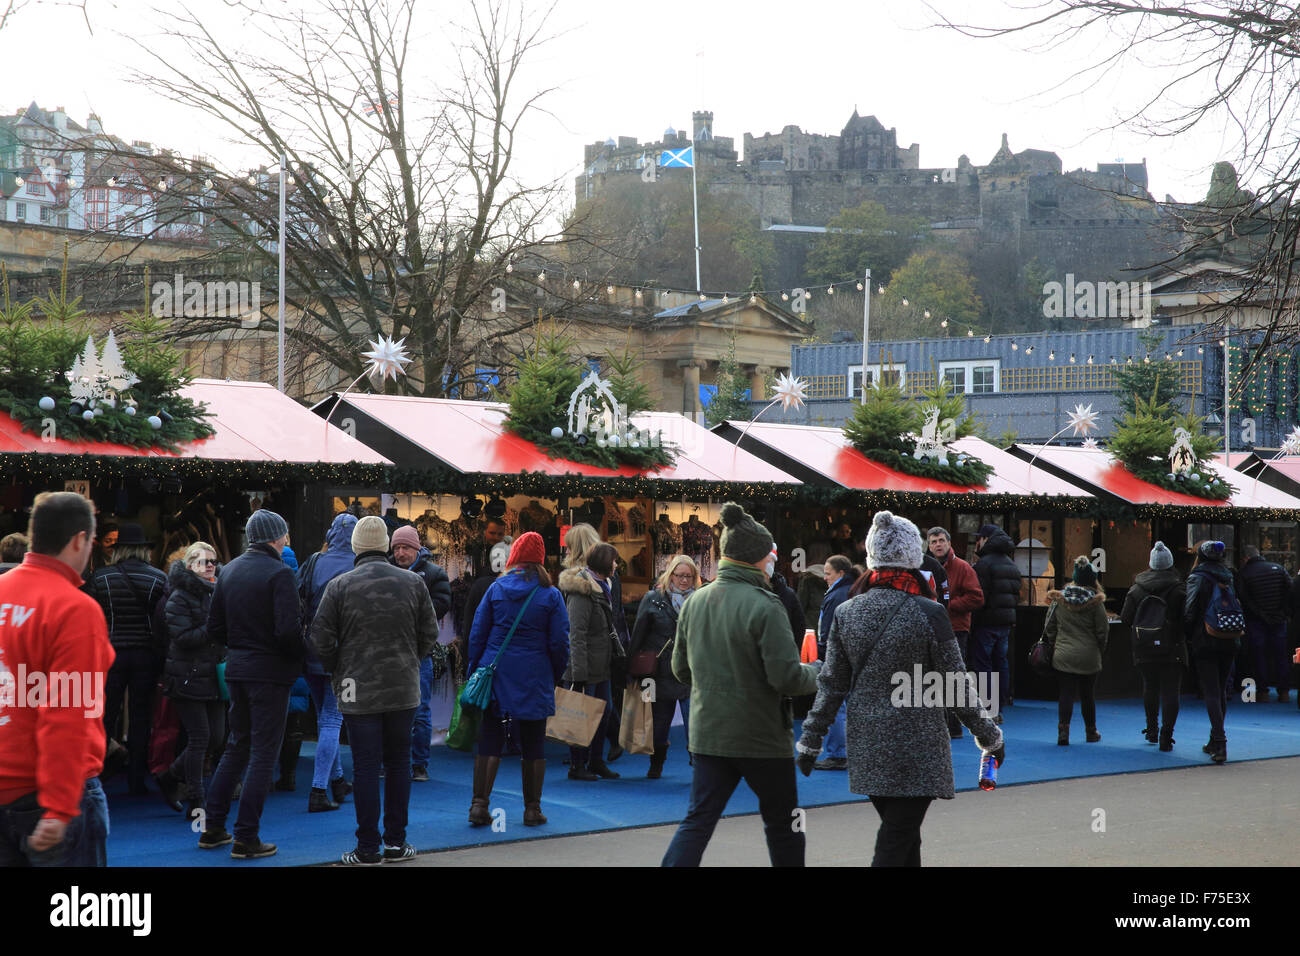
top-left (1228, 453), bottom-right (1300, 571)
top-left (0, 379), bottom-right (392, 566)
top-left (1011, 443), bottom-right (1300, 697)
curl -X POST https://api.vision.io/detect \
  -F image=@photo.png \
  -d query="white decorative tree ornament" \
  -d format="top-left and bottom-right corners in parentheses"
top-left (1081, 436), bottom-right (1100, 450)
top-left (1280, 426), bottom-right (1300, 457)
top-left (1066, 403), bottom-right (1099, 437)
top-left (66, 336), bottom-right (101, 405)
top-left (912, 405), bottom-right (948, 465)
top-left (770, 373), bottom-right (807, 412)
top-left (1169, 427), bottom-right (1196, 475)
top-left (98, 330), bottom-right (139, 392)
top-left (361, 335), bottom-right (412, 383)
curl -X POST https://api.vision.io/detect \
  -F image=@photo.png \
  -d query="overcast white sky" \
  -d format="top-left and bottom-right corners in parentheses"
top-left (1, 0), bottom-right (1242, 207)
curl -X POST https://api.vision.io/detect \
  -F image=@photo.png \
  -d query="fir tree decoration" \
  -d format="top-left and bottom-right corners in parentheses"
top-left (0, 263), bottom-right (213, 450)
top-left (501, 326), bottom-right (675, 469)
top-left (842, 375), bottom-right (992, 486)
top-left (705, 331), bottom-right (755, 428)
top-left (1110, 394), bottom-right (1231, 499)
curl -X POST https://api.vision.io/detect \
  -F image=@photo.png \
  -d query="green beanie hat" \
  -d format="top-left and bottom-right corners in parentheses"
top-left (1072, 555), bottom-right (1097, 587)
top-left (718, 502), bottom-right (774, 564)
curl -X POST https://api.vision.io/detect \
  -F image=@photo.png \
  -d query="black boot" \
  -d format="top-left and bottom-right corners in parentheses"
top-left (522, 759), bottom-right (547, 826)
top-left (1057, 723), bottom-right (1070, 746)
top-left (1159, 727), bottom-right (1175, 752)
top-left (1085, 727), bottom-right (1101, 743)
top-left (276, 714), bottom-right (303, 792)
top-left (469, 756), bottom-right (500, 826)
top-left (588, 758), bottom-right (620, 779)
top-left (647, 743), bottom-right (668, 779)
top-left (1142, 722), bottom-right (1158, 744)
top-left (330, 777), bottom-right (353, 804)
top-left (308, 787), bottom-right (340, 812)
top-left (1211, 740), bottom-right (1227, 764)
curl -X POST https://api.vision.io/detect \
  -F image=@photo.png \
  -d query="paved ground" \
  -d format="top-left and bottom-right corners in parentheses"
top-left (407, 756), bottom-right (1300, 866)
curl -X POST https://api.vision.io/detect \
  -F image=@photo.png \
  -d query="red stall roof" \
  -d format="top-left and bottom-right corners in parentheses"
top-left (0, 380), bottom-right (391, 465)
top-left (331, 394), bottom-right (800, 484)
top-left (1018, 444), bottom-right (1300, 510)
top-left (719, 422), bottom-right (1090, 497)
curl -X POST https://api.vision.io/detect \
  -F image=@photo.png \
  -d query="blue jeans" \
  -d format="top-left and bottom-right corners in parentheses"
top-left (822, 702), bottom-right (848, 759)
top-left (1246, 618), bottom-right (1290, 694)
top-left (306, 674), bottom-right (344, 790)
top-left (205, 681), bottom-right (290, 845)
top-left (0, 777), bottom-right (109, 867)
top-left (971, 626), bottom-right (1011, 709)
top-left (411, 655), bottom-right (434, 770)
top-left (344, 708), bottom-right (415, 854)
top-left (662, 755), bottom-right (804, 867)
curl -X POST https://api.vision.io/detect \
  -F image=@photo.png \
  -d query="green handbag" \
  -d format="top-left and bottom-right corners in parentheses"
top-left (446, 682), bottom-right (478, 752)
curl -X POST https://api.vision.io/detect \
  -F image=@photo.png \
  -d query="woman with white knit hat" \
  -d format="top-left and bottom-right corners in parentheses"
top-left (796, 511), bottom-right (1004, 867)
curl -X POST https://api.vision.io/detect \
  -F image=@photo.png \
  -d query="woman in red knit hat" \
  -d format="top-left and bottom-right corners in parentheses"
top-left (464, 532), bottom-right (570, 826)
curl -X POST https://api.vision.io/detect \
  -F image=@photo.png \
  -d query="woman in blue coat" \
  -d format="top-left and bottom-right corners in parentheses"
top-left (466, 532), bottom-right (569, 827)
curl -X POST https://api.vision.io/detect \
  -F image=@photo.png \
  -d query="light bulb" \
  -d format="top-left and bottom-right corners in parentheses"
top-left (1049, 350), bottom-right (1055, 361)
top-left (634, 288), bottom-right (641, 298)
top-left (505, 263), bottom-right (513, 273)
top-left (1026, 345), bottom-right (1034, 355)
top-left (538, 271), bottom-right (546, 281)
top-left (1011, 341), bottom-right (1018, 351)
top-left (924, 310), bottom-right (931, 319)
top-left (1086, 355), bottom-right (1093, 364)
top-left (204, 178), bottom-right (213, 190)
top-left (940, 319), bottom-right (948, 328)
top-left (826, 286), bottom-right (833, 294)
top-left (607, 284), bottom-right (614, 293)
top-left (572, 279), bottom-right (580, 290)
top-left (983, 335), bottom-right (991, 344)
top-left (1069, 353), bottom-right (1076, 363)
top-left (781, 292), bottom-right (789, 301)
top-left (901, 298), bottom-right (909, 307)
top-left (967, 329), bottom-right (974, 337)
top-left (856, 282), bottom-right (864, 291)
top-left (106, 176), bottom-right (116, 187)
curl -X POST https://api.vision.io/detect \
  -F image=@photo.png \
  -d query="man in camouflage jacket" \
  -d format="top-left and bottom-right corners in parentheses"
top-left (310, 515), bottom-right (438, 864)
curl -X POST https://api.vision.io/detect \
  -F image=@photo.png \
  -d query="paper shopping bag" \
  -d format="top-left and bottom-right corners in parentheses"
top-left (618, 685), bottom-right (655, 755)
top-left (545, 686), bottom-right (606, 747)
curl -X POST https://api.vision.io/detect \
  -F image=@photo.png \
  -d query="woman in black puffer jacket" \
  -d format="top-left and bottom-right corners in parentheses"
top-left (159, 542), bottom-right (225, 821)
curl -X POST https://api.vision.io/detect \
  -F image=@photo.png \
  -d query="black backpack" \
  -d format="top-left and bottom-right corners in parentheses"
top-left (1132, 585), bottom-right (1177, 657)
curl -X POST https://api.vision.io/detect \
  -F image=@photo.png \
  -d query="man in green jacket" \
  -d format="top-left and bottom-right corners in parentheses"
top-left (661, 503), bottom-right (819, 867)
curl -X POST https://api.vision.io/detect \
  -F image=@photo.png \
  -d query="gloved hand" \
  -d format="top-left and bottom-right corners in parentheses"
top-left (796, 751), bottom-right (817, 777)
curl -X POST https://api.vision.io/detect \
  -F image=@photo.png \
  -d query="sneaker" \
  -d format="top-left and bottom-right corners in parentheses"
top-left (383, 843), bottom-right (417, 862)
top-left (341, 848), bottom-right (384, 866)
top-left (814, 757), bottom-right (848, 770)
top-left (197, 828), bottom-right (233, 849)
top-left (411, 766), bottom-right (429, 783)
top-left (230, 839), bottom-right (277, 859)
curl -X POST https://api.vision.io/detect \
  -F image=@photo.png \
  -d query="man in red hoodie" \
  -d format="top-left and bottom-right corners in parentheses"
top-left (928, 527), bottom-right (984, 739)
top-left (0, 491), bottom-right (114, 866)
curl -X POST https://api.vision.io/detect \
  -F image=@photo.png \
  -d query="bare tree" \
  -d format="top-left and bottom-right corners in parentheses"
top-left (932, 1), bottom-right (1300, 357)
top-left (122, 0), bottom-right (576, 398)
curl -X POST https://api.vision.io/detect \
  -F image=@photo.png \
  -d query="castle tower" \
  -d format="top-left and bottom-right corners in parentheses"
top-left (692, 110), bottom-right (713, 143)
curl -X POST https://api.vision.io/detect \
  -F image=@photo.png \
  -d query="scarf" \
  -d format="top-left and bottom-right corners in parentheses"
top-left (867, 567), bottom-right (927, 596)
top-left (670, 586), bottom-right (694, 612)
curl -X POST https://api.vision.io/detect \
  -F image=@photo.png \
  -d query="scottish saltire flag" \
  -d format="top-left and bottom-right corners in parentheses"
top-left (660, 146), bottom-right (694, 168)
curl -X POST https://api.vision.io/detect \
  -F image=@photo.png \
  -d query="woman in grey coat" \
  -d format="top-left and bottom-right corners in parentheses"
top-left (797, 512), bottom-right (1004, 867)
top-left (559, 543), bottom-right (625, 781)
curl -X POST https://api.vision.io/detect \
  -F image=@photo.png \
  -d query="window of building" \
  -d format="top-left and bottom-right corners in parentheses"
top-left (939, 359), bottom-right (1000, 394)
top-left (14, 202), bottom-right (25, 220)
top-left (56, 213), bottom-right (67, 228)
top-left (847, 364), bottom-right (907, 400)
top-left (39, 205), bottom-right (51, 223)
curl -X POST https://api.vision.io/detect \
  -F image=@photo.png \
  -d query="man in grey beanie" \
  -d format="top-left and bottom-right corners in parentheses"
top-left (1120, 540), bottom-right (1186, 750)
top-left (198, 509), bottom-right (304, 859)
top-left (661, 503), bottom-right (819, 867)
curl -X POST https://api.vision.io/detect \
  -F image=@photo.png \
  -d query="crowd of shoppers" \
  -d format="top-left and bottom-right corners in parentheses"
top-left (13, 487), bottom-right (1300, 871)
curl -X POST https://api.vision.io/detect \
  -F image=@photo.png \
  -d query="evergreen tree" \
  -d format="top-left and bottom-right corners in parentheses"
top-left (1112, 331), bottom-right (1181, 414)
top-left (705, 332), bottom-right (755, 428)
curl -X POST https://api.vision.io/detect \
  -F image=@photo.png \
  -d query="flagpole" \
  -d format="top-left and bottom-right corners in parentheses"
top-left (277, 151), bottom-right (286, 393)
top-left (691, 125), bottom-right (701, 292)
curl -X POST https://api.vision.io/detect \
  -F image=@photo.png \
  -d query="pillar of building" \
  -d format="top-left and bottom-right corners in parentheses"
top-left (748, 365), bottom-right (771, 401)
top-left (678, 359), bottom-right (707, 419)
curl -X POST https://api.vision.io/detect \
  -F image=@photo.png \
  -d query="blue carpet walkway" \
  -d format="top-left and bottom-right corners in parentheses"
top-left (105, 696), bottom-right (1300, 866)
